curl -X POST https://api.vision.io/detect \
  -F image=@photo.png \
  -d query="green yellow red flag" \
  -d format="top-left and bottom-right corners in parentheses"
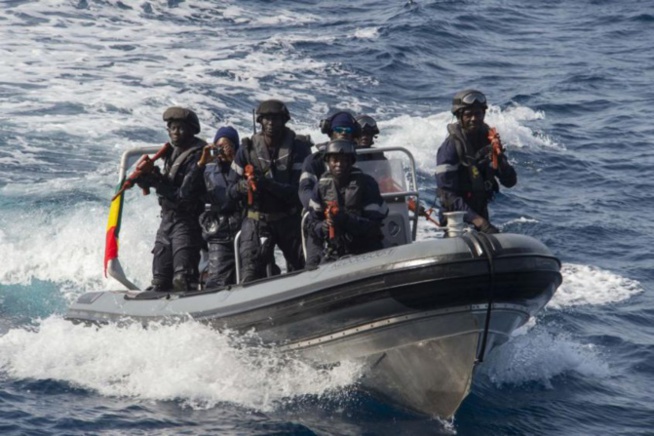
top-left (104, 180), bottom-right (125, 276)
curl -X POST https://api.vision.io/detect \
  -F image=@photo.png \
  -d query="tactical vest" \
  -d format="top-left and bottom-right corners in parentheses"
top-left (318, 168), bottom-right (382, 256)
top-left (159, 138), bottom-right (206, 213)
top-left (318, 168), bottom-right (367, 217)
top-left (163, 138), bottom-right (206, 184)
top-left (448, 124), bottom-right (498, 199)
top-left (242, 129), bottom-right (301, 184)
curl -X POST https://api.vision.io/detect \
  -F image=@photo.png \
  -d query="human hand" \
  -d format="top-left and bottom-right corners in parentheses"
top-left (198, 144), bottom-right (217, 167)
top-left (235, 179), bottom-right (249, 195)
top-left (135, 170), bottom-right (162, 190)
top-left (254, 174), bottom-right (270, 189)
top-left (479, 221), bottom-right (500, 234)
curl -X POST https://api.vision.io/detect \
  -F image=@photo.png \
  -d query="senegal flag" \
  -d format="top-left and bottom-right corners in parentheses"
top-left (104, 180), bottom-right (125, 276)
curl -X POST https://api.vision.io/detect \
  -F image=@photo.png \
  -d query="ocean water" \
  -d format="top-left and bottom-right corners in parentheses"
top-left (1, 0), bottom-right (652, 434)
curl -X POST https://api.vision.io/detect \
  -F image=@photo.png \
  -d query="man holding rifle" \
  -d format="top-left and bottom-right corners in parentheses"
top-left (228, 99), bottom-right (312, 282)
top-left (435, 89), bottom-right (517, 234)
top-left (307, 139), bottom-right (388, 264)
top-left (135, 106), bottom-right (207, 292)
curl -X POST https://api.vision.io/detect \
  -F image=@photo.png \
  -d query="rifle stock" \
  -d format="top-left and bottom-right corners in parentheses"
top-left (111, 142), bottom-right (172, 201)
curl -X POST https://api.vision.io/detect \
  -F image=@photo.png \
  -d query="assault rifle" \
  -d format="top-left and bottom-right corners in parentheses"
top-left (487, 127), bottom-right (504, 170)
top-left (408, 198), bottom-right (441, 227)
top-left (244, 164), bottom-right (257, 205)
top-left (111, 142), bottom-right (172, 201)
top-left (325, 200), bottom-right (340, 239)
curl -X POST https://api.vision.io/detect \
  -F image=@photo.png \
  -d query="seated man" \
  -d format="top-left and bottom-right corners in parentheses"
top-left (299, 111), bottom-right (361, 267)
top-left (307, 139), bottom-right (389, 264)
top-left (355, 114), bottom-right (386, 162)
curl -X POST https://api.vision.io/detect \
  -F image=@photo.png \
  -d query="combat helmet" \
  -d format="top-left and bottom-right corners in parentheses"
top-left (451, 89), bottom-right (488, 115)
top-left (356, 115), bottom-right (380, 136)
top-left (323, 139), bottom-right (357, 162)
top-left (162, 106), bottom-right (201, 134)
top-left (255, 99), bottom-right (291, 123)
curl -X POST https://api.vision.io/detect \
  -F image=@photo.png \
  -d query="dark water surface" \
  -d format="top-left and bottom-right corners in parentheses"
top-left (1, 0), bottom-right (652, 434)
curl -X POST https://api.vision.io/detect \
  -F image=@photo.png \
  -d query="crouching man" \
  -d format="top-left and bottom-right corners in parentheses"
top-left (307, 139), bottom-right (388, 264)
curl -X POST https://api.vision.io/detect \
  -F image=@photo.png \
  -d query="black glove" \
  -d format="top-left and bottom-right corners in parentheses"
top-left (135, 172), bottom-right (162, 190)
top-left (254, 174), bottom-right (271, 190)
top-left (332, 212), bottom-right (350, 226)
top-left (479, 221), bottom-right (500, 234)
top-left (235, 179), bottom-right (249, 195)
top-left (314, 220), bottom-right (329, 238)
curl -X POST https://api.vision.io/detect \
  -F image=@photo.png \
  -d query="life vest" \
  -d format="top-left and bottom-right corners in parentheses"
top-left (318, 168), bottom-right (366, 218)
top-left (242, 128), bottom-right (301, 184)
top-left (200, 163), bottom-right (243, 241)
top-left (318, 168), bottom-right (383, 256)
top-left (240, 128), bottom-right (310, 214)
top-left (158, 138), bottom-right (206, 213)
top-left (448, 123), bottom-right (498, 199)
top-left (162, 138), bottom-right (206, 184)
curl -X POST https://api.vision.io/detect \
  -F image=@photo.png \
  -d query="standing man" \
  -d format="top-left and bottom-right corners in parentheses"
top-left (137, 106), bottom-right (207, 292)
top-left (435, 90), bottom-right (517, 234)
top-left (299, 111), bottom-right (361, 267)
top-left (307, 139), bottom-right (388, 263)
top-left (229, 99), bottom-right (312, 282)
top-left (195, 126), bottom-right (243, 289)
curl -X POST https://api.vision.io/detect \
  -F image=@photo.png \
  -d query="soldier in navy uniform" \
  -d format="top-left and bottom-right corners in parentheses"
top-left (228, 99), bottom-right (312, 282)
top-left (137, 106), bottom-right (207, 292)
top-left (435, 90), bottom-right (517, 233)
top-left (298, 111), bottom-right (361, 267)
top-left (307, 139), bottom-right (388, 264)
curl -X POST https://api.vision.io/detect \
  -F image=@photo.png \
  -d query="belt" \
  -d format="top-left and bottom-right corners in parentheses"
top-left (247, 208), bottom-right (297, 222)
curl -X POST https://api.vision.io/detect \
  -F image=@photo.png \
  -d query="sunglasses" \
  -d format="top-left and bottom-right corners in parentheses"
top-left (332, 126), bottom-right (353, 134)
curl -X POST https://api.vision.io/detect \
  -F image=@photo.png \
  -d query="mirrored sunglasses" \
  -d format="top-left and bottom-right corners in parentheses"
top-left (332, 126), bottom-right (353, 134)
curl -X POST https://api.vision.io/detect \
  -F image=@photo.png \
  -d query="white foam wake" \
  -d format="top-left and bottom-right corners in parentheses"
top-left (0, 317), bottom-right (363, 411)
top-left (550, 263), bottom-right (643, 309)
top-left (480, 326), bottom-right (610, 387)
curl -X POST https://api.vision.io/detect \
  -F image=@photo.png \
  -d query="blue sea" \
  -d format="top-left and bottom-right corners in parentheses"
top-left (1, 0), bottom-right (652, 434)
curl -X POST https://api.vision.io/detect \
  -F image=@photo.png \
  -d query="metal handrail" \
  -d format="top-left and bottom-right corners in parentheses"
top-left (357, 146), bottom-right (420, 241)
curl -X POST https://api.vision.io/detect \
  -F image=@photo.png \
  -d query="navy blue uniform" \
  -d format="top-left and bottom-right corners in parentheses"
top-left (298, 142), bottom-right (329, 267)
top-left (307, 167), bottom-right (388, 264)
top-left (143, 138), bottom-right (207, 290)
top-left (435, 123), bottom-right (516, 225)
top-left (195, 161), bottom-right (242, 289)
top-left (229, 128), bottom-right (312, 282)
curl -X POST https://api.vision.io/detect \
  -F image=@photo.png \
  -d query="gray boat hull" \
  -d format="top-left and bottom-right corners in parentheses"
top-left (66, 232), bottom-right (561, 417)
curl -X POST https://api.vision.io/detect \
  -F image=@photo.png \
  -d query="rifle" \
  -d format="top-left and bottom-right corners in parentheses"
top-left (487, 127), bottom-right (504, 170)
top-left (244, 164), bottom-right (257, 205)
top-left (408, 198), bottom-right (441, 227)
top-left (111, 142), bottom-right (172, 201)
top-left (325, 200), bottom-right (340, 239)
top-left (252, 108), bottom-right (257, 134)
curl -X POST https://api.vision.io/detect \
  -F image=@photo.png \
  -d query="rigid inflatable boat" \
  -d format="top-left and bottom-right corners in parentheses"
top-left (65, 146), bottom-right (562, 418)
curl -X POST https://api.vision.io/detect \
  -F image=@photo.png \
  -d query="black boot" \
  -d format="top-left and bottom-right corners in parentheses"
top-left (146, 278), bottom-right (171, 292)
